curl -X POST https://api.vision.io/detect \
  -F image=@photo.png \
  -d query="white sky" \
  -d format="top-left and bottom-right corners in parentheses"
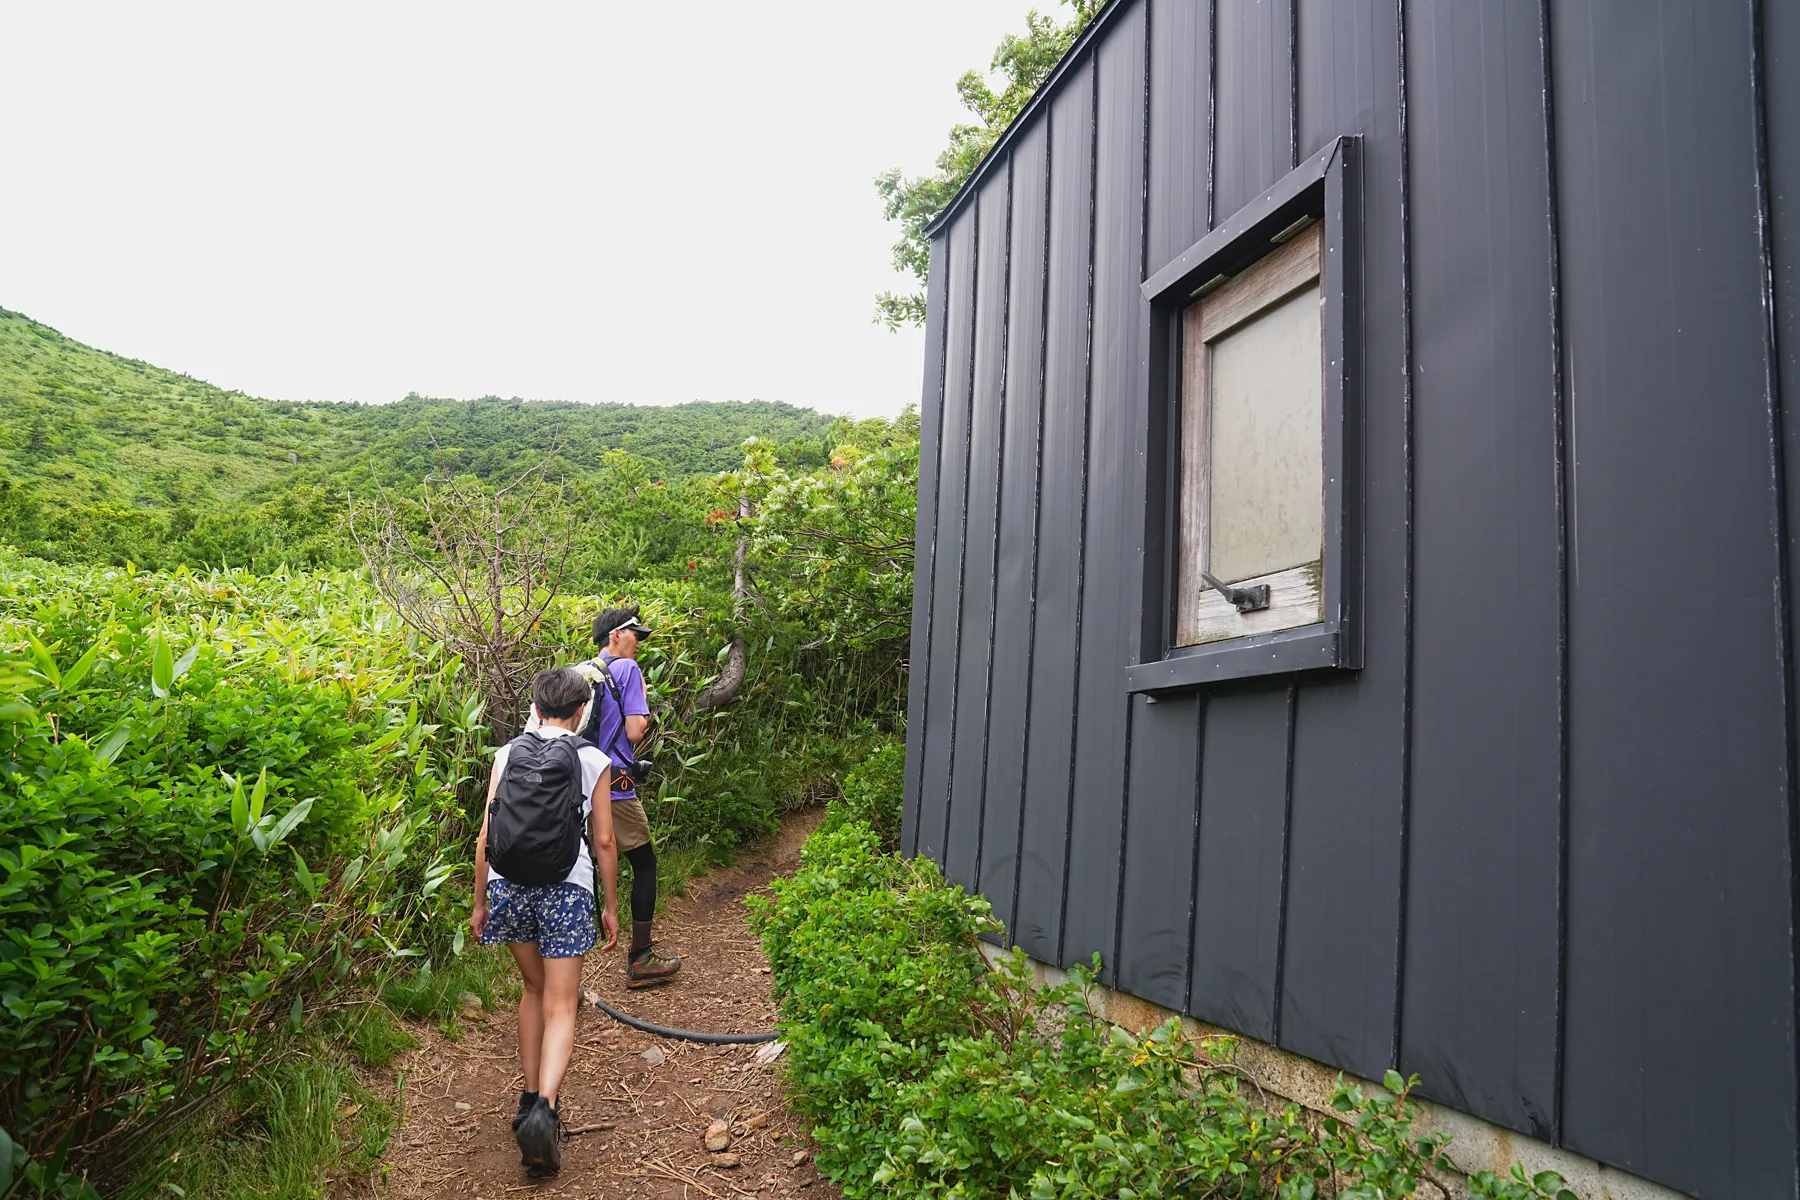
top-left (0, 2), bottom-right (1042, 419)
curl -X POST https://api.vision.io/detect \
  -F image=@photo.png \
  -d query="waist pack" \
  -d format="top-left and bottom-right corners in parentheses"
top-left (485, 732), bottom-right (586, 886)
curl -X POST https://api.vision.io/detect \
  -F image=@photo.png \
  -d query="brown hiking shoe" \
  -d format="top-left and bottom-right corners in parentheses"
top-left (626, 945), bottom-right (681, 989)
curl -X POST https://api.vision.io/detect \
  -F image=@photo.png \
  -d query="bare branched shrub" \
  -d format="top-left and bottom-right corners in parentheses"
top-left (351, 452), bottom-right (574, 739)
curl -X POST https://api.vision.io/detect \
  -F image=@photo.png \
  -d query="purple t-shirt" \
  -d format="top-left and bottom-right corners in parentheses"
top-left (591, 654), bottom-right (650, 800)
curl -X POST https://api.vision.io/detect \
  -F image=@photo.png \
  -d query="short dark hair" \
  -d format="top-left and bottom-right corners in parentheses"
top-left (531, 667), bottom-right (590, 720)
top-left (592, 606), bottom-right (641, 646)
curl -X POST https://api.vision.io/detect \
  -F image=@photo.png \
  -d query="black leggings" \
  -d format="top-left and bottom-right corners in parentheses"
top-left (624, 843), bottom-right (657, 923)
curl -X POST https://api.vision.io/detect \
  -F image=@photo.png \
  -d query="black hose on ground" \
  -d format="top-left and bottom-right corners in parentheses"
top-left (588, 996), bottom-right (778, 1045)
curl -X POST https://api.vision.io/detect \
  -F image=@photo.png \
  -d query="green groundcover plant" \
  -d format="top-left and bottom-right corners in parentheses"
top-left (749, 819), bottom-right (1583, 1200)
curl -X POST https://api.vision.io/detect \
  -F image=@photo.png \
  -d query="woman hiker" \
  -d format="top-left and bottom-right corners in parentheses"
top-left (471, 667), bottom-right (619, 1175)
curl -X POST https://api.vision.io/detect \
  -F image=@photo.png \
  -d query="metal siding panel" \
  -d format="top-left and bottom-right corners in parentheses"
top-left (1215, 0), bottom-right (1290, 219)
top-left (1190, 682), bottom-right (1292, 1041)
top-left (1065, 6), bottom-right (1146, 978)
top-left (1399, 0), bottom-right (1560, 1141)
top-left (1172, 0), bottom-right (1307, 1056)
top-left (1017, 67), bottom-right (1097, 963)
top-left (1555, 2), bottom-right (1798, 1194)
top-left (945, 177), bottom-right (1014, 890)
top-left (902, 236), bottom-right (951, 860)
top-left (981, 123), bottom-right (1051, 936)
top-left (1115, 0), bottom-right (1211, 1016)
top-left (1118, 694), bottom-right (1201, 1009)
top-left (916, 211), bottom-right (978, 866)
top-left (1148, 0), bottom-right (1212, 268)
top-left (1278, 0), bottom-right (1406, 1083)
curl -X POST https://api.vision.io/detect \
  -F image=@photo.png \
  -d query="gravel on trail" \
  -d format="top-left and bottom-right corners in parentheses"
top-left (346, 808), bottom-right (837, 1200)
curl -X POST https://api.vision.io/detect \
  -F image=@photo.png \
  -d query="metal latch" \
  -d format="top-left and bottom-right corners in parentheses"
top-left (1202, 571), bottom-right (1270, 614)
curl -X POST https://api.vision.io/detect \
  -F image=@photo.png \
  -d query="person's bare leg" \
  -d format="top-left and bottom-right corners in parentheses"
top-left (537, 956), bottom-right (586, 1106)
top-left (507, 942), bottom-right (547, 1093)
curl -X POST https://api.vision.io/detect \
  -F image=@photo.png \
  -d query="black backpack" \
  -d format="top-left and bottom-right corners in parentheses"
top-left (485, 732), bottom-right (587, 886)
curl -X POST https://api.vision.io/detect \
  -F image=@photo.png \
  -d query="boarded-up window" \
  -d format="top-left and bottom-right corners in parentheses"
top-left (1177, 222), bottom-right (1324, 646)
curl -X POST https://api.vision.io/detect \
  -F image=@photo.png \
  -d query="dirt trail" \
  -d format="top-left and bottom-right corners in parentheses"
top-left (358, 809), bottom-right (836, 1200)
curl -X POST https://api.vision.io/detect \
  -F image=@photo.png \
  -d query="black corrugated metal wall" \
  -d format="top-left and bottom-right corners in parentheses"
top-left (903, 1), bottom-right (1800, 1196)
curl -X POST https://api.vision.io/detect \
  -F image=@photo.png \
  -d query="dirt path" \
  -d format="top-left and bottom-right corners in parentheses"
top-left (360, 809), bottom-right (836, 1200)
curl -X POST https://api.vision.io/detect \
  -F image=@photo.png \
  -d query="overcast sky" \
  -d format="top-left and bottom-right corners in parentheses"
top-left (0, 2), bottom-right (1042, 419)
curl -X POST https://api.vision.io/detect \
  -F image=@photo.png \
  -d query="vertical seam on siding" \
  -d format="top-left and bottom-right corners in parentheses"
top-left (1012, 111), bottom-right (1056, 949)
top-left (910, 237), bottom-right (954, 861)
top-left (1184, 692), bottom-right (1208, 1014)
top-left (1537, 0), bottom-right (1572, 1148)
top-left (975, 156), bottom-right (1017, 896)
top-left (1206, 0), bottom-right (1218, 230)
top-left (1288, 0), bottom-right (1299, 168)
top-left (941, 199), bottom-right (983, 862)
top-left (1390, 0), bottom-right (1417, 1078)
top-left (1114, 702), bottom-right (1136, 984)
top-left (1113, 0), bottom-right (1154, 987)
top-left (1746, 2), bottom-right (1800, 1185)
top-left (1272, 682), bottom-right (1299, 1044)
top-left (1057, 54), bottom-right (1102, 969)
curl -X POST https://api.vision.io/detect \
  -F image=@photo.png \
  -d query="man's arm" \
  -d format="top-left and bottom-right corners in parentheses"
top-left (616, 661), bottom-right (652, 745)
top-left (591, 768), bottom-right (619, 951)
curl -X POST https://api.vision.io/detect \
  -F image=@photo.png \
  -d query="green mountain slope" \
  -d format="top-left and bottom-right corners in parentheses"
top-left (0, 307), bottom-right (837, 512)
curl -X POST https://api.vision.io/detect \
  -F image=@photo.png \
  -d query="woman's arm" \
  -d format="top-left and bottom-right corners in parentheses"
top-left (470, 762), bottom-right (501, 939)
top-left (591, 767), bottom-right (618, 951)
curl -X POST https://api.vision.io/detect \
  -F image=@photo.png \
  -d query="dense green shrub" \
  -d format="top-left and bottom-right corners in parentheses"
top-left (535, 583), bottom-right (902, 881)
top-left (749, 821), bottom-right (1585, 1200)
top-left (0, 558), bottom-right (487, 1189)
top-left (822, 737), bottom-right (905, 849)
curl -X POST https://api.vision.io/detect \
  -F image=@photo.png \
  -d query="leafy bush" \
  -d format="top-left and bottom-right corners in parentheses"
top-left (0, 557), bottom-right (487, 1188)
top-left (749, 820), bottom-right (1585, 1200)
top-left (822, 737), bottom-right (905, 850)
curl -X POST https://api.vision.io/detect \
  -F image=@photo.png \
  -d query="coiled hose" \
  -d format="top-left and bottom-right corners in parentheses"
top-left (588, 995), bottom-right (778, 1045)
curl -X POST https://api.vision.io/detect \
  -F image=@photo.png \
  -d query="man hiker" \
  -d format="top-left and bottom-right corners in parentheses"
top-left (471, 667), bottom-right (619, 1176)
top-left (579, 606), bottom-right (682, 988)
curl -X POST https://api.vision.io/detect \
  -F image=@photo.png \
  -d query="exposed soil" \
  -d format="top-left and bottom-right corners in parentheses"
top-left (353, 809), bottom-right (836, 1200)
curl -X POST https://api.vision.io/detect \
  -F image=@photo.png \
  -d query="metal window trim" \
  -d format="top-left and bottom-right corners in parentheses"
top-left (1129, 135), bottom-right (1362, 697)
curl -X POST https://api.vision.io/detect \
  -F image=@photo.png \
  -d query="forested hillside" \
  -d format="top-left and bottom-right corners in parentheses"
top-left (0, 308), bottom-right (847, 570)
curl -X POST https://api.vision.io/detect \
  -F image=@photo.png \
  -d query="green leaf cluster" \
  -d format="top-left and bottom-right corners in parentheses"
top-left (874, 1), bottom-right (1105, 329)
top-left (749, 820), bottom-right (1585, 1200)
top-left (0, 557), bottom-right (489, 1187)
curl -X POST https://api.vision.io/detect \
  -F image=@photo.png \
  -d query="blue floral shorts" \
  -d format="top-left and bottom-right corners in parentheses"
top-left (480, 879), bottom-right (597, 958)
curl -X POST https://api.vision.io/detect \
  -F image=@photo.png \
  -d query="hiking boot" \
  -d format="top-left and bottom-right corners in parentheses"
top-left (626, 945), bottom-right (682, 989)
top-left (512, 1090), bottom-right (538, 1132)
top-left (515, 1095), bottom-right (561, 1176)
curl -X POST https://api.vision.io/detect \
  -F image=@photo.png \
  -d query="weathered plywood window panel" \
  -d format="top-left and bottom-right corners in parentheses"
top-left (1178, 223), bottom-right (1324, 646)
top-left (1130, 136), bottom-right (1359, 694)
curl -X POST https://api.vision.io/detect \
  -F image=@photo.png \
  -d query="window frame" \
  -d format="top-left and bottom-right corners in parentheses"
top-left (1127, 136), bottom-right (1362, 695)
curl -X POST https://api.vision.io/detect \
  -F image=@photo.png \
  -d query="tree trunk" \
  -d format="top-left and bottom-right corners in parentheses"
top-left (695, 496), bottom-right (752, 711)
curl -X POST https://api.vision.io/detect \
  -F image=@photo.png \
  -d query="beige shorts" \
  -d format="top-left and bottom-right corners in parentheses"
top-left (610, 797), bottom-right (651, 854)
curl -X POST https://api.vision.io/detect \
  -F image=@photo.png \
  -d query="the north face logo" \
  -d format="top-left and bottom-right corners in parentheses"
top-left (524, 771), bottom-right (544, 785)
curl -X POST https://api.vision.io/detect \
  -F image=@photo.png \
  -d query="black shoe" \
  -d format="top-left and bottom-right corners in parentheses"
top-left (515, 1095), bottom-right (562, 1175)
top-left (512, 1090), bottom-right (538, 1132)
